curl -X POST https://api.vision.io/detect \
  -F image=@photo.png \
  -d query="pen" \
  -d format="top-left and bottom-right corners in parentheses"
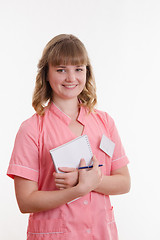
top-left (78, 164), bottom-right (103, 170)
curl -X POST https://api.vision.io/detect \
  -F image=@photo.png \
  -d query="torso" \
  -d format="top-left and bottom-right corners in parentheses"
top-left (69, 120), bottom-right (84, 137)
top-left (8, 103), bottom-right (128, 240)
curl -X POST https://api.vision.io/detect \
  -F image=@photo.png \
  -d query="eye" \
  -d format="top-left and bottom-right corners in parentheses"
top-left (76, 68), bottom-right (83, 72)
top-left (57, 69), bottom-right (66, 73)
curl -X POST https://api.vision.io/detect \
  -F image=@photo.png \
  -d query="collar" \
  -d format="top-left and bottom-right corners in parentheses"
top-left (49, 102), bottom-right (87, 126)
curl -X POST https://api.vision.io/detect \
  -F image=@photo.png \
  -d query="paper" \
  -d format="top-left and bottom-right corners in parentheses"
top-left (100, 134), bottom-right (115, 158)
top-left (50, 135), bottom-right (93, 173)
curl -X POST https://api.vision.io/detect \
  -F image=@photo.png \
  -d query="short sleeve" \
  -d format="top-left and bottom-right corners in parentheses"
top-left (106, 113), bottom-right (129, 171)
top-left (7, 115), bottom-right (39, 182)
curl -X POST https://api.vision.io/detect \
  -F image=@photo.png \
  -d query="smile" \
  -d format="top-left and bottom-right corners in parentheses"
top-left (62, 84), bottom-right (78, 89)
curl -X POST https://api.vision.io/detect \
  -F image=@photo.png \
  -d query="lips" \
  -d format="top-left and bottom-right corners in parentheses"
top-left (62, 84), bottom-right (78, 89)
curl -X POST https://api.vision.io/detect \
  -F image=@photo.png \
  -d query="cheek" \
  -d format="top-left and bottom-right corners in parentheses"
top-left (49, 75), bottom-right (61, 87)
top-left (80, 74), bottom-right (87, 85)
top-left (48, 72), bottom-right (62, 85)
top-left (48, 80), bottom-right (58, 93)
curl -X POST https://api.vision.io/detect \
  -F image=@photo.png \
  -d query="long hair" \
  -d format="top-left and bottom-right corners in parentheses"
top-left (32, 34), bottom-right (97, 115)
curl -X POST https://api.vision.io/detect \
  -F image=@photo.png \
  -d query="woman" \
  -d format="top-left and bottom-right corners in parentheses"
top-left (7, 34), bottom-right (130, 240)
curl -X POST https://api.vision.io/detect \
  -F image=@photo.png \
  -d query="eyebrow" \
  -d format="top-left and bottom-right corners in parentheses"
top-left (56, 65), bottom-right (66, 68)
top-left (56, 65), bottom-right (85, 68)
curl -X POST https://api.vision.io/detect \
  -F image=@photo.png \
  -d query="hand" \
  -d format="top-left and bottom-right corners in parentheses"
top-left (77, 156), bottom-right (102, 195)
top-left (53, 167), bottom-right (78, 190)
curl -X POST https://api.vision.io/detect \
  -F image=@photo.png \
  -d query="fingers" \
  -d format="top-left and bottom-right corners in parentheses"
top-left (79, 158), bottom-right (86, 168)
top-left (92, 155), bottom-right (102, 176)
top-left (53, 157), bottom-right (101, 192)
top-left (77, 156), bottom-right (102, 195)
top-left (53, 169), bottom-right (79, 189)
top-left (54, 177), bottom-right (67, 190)
top-left (58, 167), bottom-right (77, 173)
top-left (53, 172), bottom-right (65, 179)
top-left (92, 155), bottom-right (99, 168)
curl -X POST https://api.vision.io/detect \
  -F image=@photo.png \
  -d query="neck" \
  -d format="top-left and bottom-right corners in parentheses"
top-left (53, 97), bottom-right (80, 120)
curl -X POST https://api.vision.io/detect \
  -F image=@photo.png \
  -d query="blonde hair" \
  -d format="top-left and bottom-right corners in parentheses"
top-left (32, 34), bottom-right (97, 115)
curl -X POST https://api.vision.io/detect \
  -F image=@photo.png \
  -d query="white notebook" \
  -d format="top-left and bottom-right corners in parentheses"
top-left (50, 135), bottom-right (93, 173)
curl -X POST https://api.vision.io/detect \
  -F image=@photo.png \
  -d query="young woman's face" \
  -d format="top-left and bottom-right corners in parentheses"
top-left (48, 64), bottom-right (87, 101)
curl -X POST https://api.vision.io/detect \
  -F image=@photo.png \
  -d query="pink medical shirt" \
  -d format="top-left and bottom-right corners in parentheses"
top-left (7, 102), bottom-right (129, 240)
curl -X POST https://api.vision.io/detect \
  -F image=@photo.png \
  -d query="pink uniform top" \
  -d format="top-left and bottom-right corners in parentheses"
top-left (7, 102), bottom-right (129, 240)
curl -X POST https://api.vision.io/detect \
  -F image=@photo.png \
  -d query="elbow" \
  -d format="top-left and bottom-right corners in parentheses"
top-left (19, 206), bottom-right (36, 214)
top-left (20, 207), bottom-right (31, 214)
top-left (18, 203), bottom-right (31, 214)
top-left (123, 184), bottom-right (131, 194)
top-left (15, 192), bottom-right (38, 214)
top-left (20, 209), bottom-right (28, 214)
top-left (17, 200), bottom-right (40, 214)
top-left (123, 176), bottom-right (131, 194)
top-left (17, 199), bottom-right (35, 214)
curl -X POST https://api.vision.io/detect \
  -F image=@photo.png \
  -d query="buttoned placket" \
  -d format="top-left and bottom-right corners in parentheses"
top-left (82, 193), bottom-right (93, 236)
top-left (50, 102), bottom-right (94, 236)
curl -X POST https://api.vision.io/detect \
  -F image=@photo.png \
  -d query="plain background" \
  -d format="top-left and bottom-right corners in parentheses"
top-left (0, 0), bottom-right (160, 239)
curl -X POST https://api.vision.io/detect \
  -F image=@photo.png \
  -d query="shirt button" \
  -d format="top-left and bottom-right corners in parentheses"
top-left (83, 200), bottom-right (88, 205)
top-left (86, 229), bottom-right (91, 234)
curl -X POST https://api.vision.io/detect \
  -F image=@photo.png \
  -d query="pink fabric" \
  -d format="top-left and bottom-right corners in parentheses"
top-left (7, 102), bottom-right (129, 240)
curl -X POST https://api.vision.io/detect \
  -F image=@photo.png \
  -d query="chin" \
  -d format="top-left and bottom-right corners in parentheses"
top-left (61, 91), bottom-right (82, 100)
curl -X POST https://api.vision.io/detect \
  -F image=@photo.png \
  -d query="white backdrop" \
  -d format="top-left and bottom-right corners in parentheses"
top-left (0, 0), bottom-right (160, 239)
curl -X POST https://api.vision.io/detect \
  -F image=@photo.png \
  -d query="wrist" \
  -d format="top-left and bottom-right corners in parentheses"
top-left (75, 183), bottom-right (89, 197)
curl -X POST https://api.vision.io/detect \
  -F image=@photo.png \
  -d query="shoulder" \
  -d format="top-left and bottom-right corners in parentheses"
top-left (20, 113), bottom-right (39, 131)
top-left (91, 108), bottom-right (115, 130)
top-left (18, 104), bottom-right (52, 137)
top-left (17, 113), bottom-right (42, 143)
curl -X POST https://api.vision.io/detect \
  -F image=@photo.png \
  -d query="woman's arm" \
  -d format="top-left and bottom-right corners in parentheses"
top-left (14, 158), bottom-right (102, 214)
top-left (94, 165), bottom-right (131, 195)
top-left (14, 177), bottom-right (82, 213)
top-left (54, 156), bottom-right (130, 195)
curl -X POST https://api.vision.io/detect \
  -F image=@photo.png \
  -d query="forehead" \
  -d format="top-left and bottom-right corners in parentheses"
top-left (55, 64), bottom-right (86, 68)
top-left (48, 40), bottom-right (88, 66)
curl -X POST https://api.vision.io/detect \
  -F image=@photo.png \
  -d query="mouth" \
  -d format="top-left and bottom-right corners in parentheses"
top-left (62, 84), bottom-right (78, 89)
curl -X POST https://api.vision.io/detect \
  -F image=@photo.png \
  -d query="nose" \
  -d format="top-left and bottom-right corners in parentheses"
top-left (66, 71), bottom-right (76, 82)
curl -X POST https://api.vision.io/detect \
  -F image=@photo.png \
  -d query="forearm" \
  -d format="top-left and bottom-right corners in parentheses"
top-left (94, 173), bottom-right (131, 195)
top-left (19, 186), bottom-right (83, 214)
top-left (14, 158), bottom-right (103, 214)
